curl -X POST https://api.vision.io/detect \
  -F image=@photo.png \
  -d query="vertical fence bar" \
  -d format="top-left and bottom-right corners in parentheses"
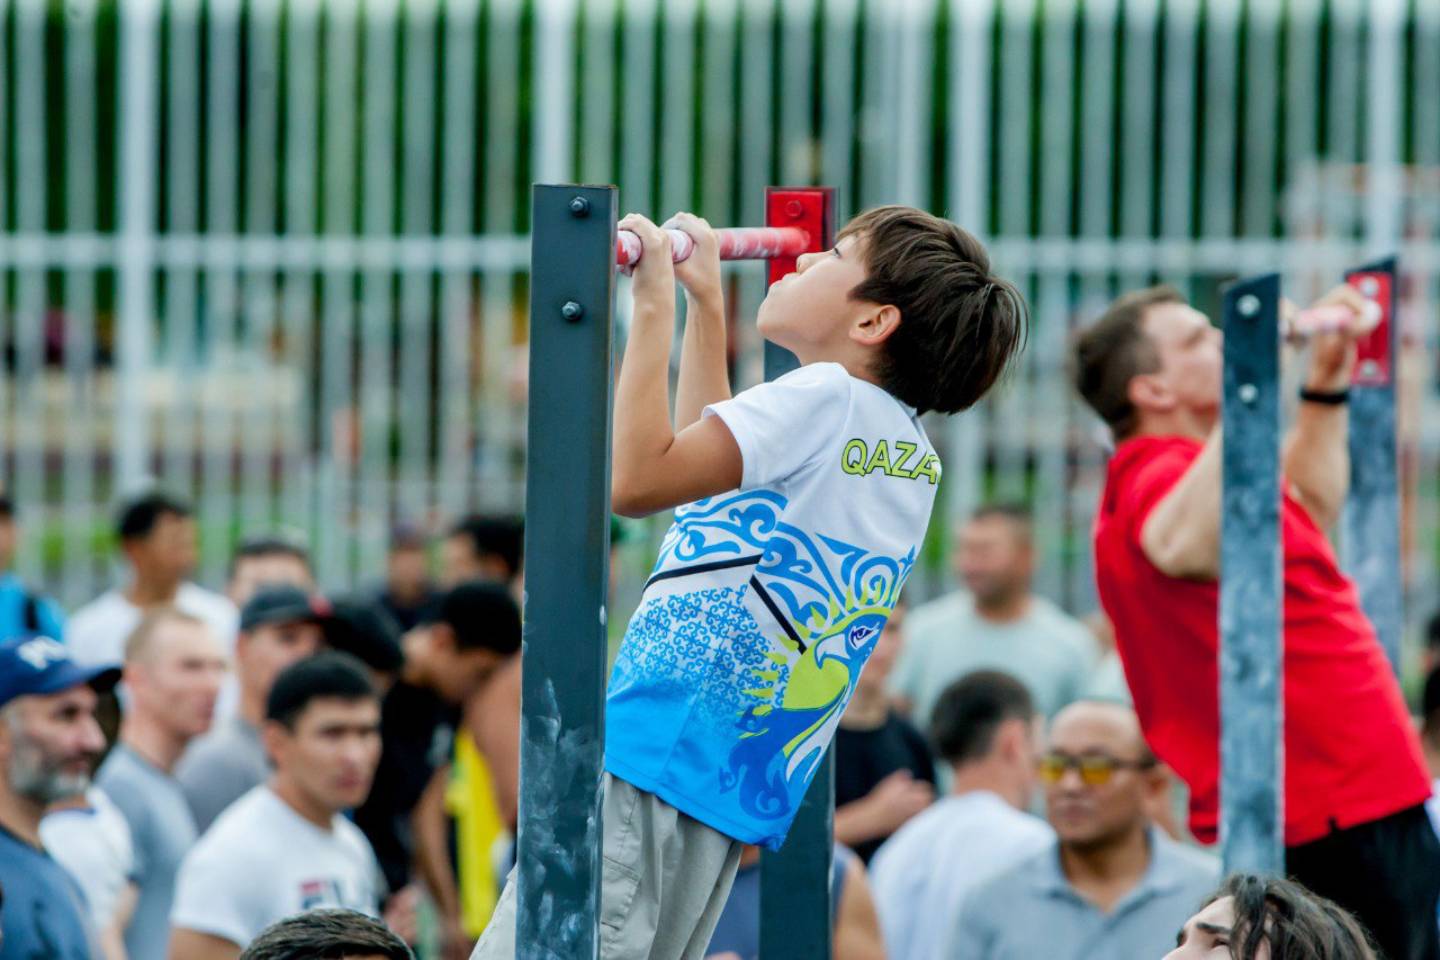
top-left (398, 0), bottom-right (439, 525)
top-left (1219, 273), bottom-right (1284, 876)
top-left (1160, 0), bottom-right (1198, 290)
top-left (1070, 0), bottom-right (1118, 611)
top-left (942, 0), bottom-right (992, 551)
top-left (11, 0), bottom-right (42, 585)
top-left (1201, 0), bottom-right (1240, 240)
top-left (990, 0), bottom-right (1035, 499)
top-left (62, 0), bottom-right (100, 605)
top-left (1323, 0), bottom-right (1363, 245)
top-left (699, 0), bottom-right (736, 222)
top-left (818, 0), bottom-right (856, 210)
top-left (660, 0), bottom-right (698, 212)
top-left (0, 0), bottom-right (8, 505)
top-left (357, 0), bottom-right (399, 583)
top-left (1031, 3), bottom-right (1075, 604)
top-left (475, 0), bottom-right (521, 512)
top-left (437, 0), bottom-right (480, 522)
top-left (241, 0), bottom-right (282, 534)
top-left (1341, 259), bottom-right (1402, 671)
top-left (759, 185), bottom-right (836, 960)
top-left (318, 0), bottom-right (360, 586)
top-left (201, 0), bottom-right (242, 584)
top-left (1117, 0), bottom-right (1156, 293)
top-left (777, 0), bottom-right (815, 188)
top-left (1241, 0), bottom-right (1281, 239)
top-left (892, 0), bottom-right (934, 208)
top-left (280, 0), bottom-right (320, 532)
top-left (534, 0), bottom-right (577, 187)
top-left (516, 183), bottom-right (616, 960)
top-left (162, 0), bottom-right (202, 501)
top-left (1366, 0), bottom-right (1405, 257)
top-left (117, 0), bottom-right (160, 496)
top-left (580, 0), bottom-right (617, 187)
top-left (621, 0), bottom-right (657, 211)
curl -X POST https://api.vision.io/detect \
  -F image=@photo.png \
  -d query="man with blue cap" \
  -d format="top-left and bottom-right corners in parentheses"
top-left (0, 634), bottom-right (119, 959)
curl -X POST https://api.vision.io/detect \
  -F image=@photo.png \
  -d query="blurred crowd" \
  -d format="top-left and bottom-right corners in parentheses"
top-left (0, 491), bottom-right (1422, 959)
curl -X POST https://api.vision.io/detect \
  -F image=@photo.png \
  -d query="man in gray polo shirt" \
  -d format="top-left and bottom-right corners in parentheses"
top-left (97, 607), bottom-right (226, 960)
top-left (177, 585), bottom-right (330, 831)
top-left (950, 701), bottom-right (1216, 959)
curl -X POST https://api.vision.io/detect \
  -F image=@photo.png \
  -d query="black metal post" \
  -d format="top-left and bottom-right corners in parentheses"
top-left (1340, 257), bottom-right (1402, 672)
top-left (1219, 273), bottom-right (1285, 876)
top-left (760, 187), bottom-right (837, 960)
top-left (517, 184), bottom-right (617, 960)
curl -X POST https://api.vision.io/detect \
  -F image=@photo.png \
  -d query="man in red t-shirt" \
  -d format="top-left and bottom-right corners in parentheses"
top-left (1072, 284), bottom-right (1439, 960)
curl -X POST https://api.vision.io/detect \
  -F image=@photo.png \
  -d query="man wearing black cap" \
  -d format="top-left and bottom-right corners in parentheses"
top-left (0, 635), bottom-right (119, 959)
top-left (347, 581), bottom-right (520, 953)
top-left (177, 585), bottom-right (333, 832)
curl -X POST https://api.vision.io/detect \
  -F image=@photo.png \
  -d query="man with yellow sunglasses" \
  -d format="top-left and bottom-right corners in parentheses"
top-left (950, 702), bottom-right (1218, 960)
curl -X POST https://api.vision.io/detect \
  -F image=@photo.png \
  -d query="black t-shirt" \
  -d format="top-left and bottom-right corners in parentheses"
top-left (832, 709), bottom-right (937, 863)
top-left (353, 679), bottom-right (457, 893)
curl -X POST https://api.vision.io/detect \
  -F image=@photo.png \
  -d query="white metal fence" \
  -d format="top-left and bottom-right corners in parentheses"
top-left (3, 0), bottom-right (1440, 647)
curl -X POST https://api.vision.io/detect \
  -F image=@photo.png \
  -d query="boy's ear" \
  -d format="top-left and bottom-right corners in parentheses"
top-left (850, 303), bottom-right (901, 347)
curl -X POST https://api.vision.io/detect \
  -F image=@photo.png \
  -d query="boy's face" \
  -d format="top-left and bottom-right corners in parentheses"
top-left (756, 233), bottom-right (877, 359)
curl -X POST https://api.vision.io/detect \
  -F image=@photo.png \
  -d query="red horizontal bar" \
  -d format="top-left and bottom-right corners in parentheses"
top-left (615, 226), bottom-right (811, 268)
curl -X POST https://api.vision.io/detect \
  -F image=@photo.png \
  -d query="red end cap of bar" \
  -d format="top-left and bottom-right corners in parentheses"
top-left (1345, 269), bottom-right (1393, 387)
top-left (765, 188), bottom-right (837, 286)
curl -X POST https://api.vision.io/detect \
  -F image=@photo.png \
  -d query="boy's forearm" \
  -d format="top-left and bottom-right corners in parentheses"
top-left (673, 291), bottom-right (732, 431)
top-left (613, 297), bottom-right (679, 494)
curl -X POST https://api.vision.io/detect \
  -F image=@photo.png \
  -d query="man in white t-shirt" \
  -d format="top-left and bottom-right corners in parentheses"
top-left (169, 652), bottom-right (386, 959)
top-left (869, 671), bottom-right (1053, 960)
top-left (890, 504), bottom-right (1097, 722)
top-left (41, 786), bottom-right (138, 960)
top-left (69, 491), bottom-right (238, 669)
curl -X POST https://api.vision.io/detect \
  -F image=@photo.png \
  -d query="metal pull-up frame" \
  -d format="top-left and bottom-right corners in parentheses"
top-left (1219, 260), bottom-right (1401, 875)
top-left (520, 184), bottom-right (837, 959)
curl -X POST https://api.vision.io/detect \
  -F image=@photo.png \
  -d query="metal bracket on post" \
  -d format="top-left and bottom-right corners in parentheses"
top-left (517, 184), bottom-right (617, 960)
top-left (1340, 257), bottom-right (1402, 673)
top-left (1219, 273), bottom-right (1285, 876)
top-left (760, 185), bottom-right (837, 960)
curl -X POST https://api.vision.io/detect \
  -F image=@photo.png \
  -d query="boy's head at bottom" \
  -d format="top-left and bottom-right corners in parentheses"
top-left (757, 205), bottom-right (1028, 415)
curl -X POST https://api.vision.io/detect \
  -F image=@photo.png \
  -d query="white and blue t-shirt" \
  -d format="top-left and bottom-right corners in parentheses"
top-left (605, 362), bottom-right (940, 848)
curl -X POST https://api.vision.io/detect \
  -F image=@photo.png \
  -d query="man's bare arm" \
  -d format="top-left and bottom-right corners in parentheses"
top-left (1139, 427), bottom-right (1223, 580)
top-left (1280, 285), bottom-right (1374, 532)
top-left (168, 929), bottom-right (241, 960)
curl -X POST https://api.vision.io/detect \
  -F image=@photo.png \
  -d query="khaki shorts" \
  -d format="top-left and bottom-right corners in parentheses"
top-left (471, 773), bottom-right (743, 960)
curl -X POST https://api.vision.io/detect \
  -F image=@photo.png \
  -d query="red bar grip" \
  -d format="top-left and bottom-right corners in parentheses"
top-left (615, 226), bottom-right (811, 268)
top-left (1345, 270), bottom-right (1394, 387)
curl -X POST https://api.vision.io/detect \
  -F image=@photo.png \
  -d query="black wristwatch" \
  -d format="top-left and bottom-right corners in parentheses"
top-left (1299, 386), bottom-right (1350, 405)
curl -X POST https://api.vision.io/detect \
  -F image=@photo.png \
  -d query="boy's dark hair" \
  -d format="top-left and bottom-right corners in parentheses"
top-left (238, 909), bottom-right (413, 960)
top-left (116, 491), bottom-right (192, 543)
top-left (1211, 873), bottom-right (1378, 960)
top-left (266, 652), bottom-right (377, 729)
top-left (838, 206), bottom-right (1028, 415)
top-left (1071, 285), bottom-right (1185, 440)
top-left (228, 534), bottom-right (312, 579)
top-left (424, 580), bottom-right (521, 656)
top-left (929, 670), bottom-right (1035, 765)
top-left (449, 514), bottom-right (524, 577)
